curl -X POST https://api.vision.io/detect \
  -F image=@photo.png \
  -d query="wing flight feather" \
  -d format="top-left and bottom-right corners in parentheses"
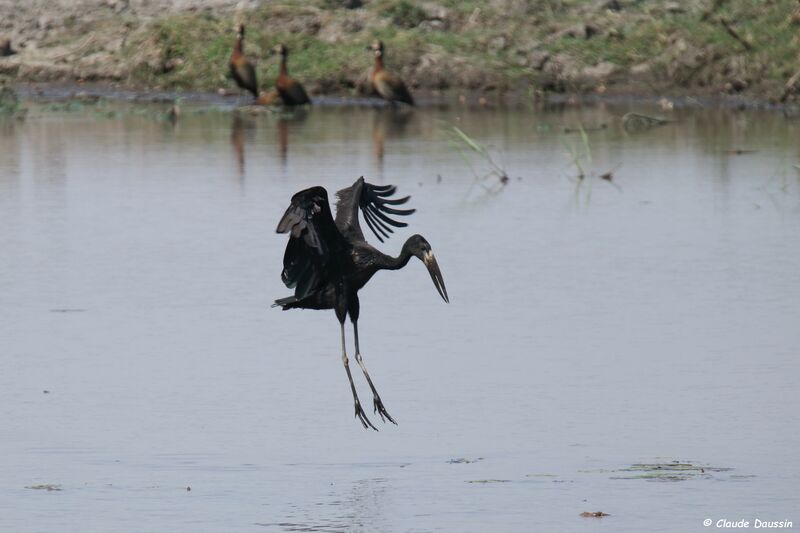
top-left (334, 176), bottom-right (415, 243)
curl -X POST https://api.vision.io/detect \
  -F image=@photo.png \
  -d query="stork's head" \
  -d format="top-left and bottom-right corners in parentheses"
top-left (405, 234), bottom-right (449, 303)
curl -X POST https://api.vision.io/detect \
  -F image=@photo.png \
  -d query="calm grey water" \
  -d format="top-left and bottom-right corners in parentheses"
top-left (1, 100), bottom-right (799, 532)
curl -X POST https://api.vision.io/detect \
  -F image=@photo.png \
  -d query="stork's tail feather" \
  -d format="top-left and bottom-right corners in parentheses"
top-left (272, 295), bottom-right (299, 309)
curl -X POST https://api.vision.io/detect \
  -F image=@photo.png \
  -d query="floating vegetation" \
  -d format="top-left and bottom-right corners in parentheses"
top-left (608, 461), bottom-right (733, 482)
top-left (599, 165), bottom-right (622, 183)
top-left (525, 473), bottom-right (557, 478)
top-left (467, 479), bottom-right (510, 484)
top-left (0, 81), bottom-right (25, 119)
top-left (39, 95), bottom-right (110, 115)
top-left (0, 85), bottom-right (19, 112)
top-left (26, 96), bottom-right (212, 125)
top-left (93, 109), bottom-right (121, 119)
top-left (562, 125), bottom-right (592, 180)
top-left (563, 123), bottom-right (607, 134)
top-left (447, 125), bottom-right (509, 195)
top-left (580, 511), bottom-right (609, 518)
top-left (622, 112), bottom-right (672, 133)
top-left (578, 460), bottom-right (740, 483)
top-left (26, 484), bottom-right (62, 491)
top-left (561, 126), bottom-right (621, 206)
top-left (447, 457), bottom-right (484, 464)
top-left (41, 101), bottom-right (86, 113)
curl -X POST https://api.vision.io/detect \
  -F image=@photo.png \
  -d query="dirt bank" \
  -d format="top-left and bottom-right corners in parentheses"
top-left (1, 0), bottom-right (799, 102)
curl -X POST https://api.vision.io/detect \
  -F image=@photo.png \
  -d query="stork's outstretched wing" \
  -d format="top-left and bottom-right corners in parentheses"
top-left (334, 176), bottom-right (415, 243)
top-left (276, 186), bottom-right (344, 299)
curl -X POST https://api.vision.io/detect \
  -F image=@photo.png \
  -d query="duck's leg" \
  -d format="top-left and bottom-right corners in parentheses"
top-left (353, 320), bottom-right (397, 425)
top-left (340, 321), bottom-right (377, 431)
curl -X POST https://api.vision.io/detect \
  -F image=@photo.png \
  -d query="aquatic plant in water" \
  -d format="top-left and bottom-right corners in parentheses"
top-left (0, 83), bottom-right (21, 115)
top-left (447, 125), bottom-right (509, 195)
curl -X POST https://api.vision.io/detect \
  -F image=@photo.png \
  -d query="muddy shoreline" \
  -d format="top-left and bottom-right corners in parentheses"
top-left (12, 81), bottom-right (797, 113)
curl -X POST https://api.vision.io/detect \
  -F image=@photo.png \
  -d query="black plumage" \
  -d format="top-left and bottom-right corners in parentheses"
top-left (275, 177), bottom-right (448, 430)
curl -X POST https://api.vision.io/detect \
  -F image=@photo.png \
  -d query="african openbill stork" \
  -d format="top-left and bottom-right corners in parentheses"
top-left (274, 177), bottom-right (448, 430)
top-left (368, 40), bottom-right (414, 107)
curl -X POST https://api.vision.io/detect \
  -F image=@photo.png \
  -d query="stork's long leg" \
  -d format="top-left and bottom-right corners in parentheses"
top-left (341, 322), bottom-right (377, 431)
top-left (353, 321), bottom-right (397, 425)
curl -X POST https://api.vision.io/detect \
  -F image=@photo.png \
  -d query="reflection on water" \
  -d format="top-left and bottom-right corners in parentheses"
top-left (230, 114), bottom-right (246, 179)
top-left (1, 100), bottom-right (799, 532)
top-left (371, 108), bottom-right (414, 178)
top-left (276, 109), bottom-right (309, 178)
top-left (259, 476), bottom-right (389, 533)
top-left (277, 117), bottom-right (288, 173)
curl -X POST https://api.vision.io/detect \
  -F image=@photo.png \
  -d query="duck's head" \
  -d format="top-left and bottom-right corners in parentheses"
top-left (367, 40), bottom-right (384, 58)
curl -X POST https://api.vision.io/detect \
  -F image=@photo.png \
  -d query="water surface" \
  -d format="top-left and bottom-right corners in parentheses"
top-left (1, 100), bottom-right (799, 532)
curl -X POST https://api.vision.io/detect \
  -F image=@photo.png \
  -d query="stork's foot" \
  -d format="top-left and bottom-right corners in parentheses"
top-left (354, 400), bottom-right (378, 431)
top-left (373, 395), bottom-right (397, 425)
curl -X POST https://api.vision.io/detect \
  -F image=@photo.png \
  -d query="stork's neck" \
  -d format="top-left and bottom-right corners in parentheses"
top-left (379, 238), bottom-right (414, 271)
top-left (234, 37), bottom-right (243, 54)
top-left (279, 55), bottom-right (288, 76)
top-left (373, 54), bottom-right (384, 72)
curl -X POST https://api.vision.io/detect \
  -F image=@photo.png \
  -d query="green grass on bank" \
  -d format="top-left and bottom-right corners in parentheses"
top-left (120, 0), bottom-right (800, 94)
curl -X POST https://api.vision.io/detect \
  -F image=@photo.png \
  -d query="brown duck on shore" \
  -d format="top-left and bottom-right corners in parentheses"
top-left (273, 44), bottom-right (311, 106)
top-left (229, 24), bottom-right (258, 100)
top-left (368, 40), bottom-right (414, 106)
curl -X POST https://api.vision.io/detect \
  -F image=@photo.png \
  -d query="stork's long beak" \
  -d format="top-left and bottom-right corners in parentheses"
top-left (423, 251), bottom-right (449, 303)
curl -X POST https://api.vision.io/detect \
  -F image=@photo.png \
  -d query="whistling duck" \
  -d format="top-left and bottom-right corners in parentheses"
top-left (368, 40), bottom-right (414, 106)
top-left (273, 44), bottom-right (311, 106)
top-left (229, 24), bottom-right (258, 100)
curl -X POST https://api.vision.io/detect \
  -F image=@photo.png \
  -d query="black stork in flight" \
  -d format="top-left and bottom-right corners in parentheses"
top-left (274, 177), bottom-right (449, 430)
